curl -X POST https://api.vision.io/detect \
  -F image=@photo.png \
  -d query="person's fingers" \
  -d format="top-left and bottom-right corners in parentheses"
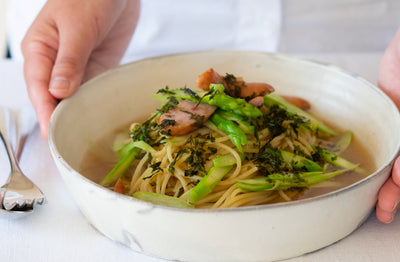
top-left (22, 0), bottom-right (139, 139)
top-left (22, 24), bottom-right (59, 139)
top-left (376, 28), bottom-right (400, 223)
top-left (378, 28), bottom-right (400, 109)
top-left (23, 54), bottom-right (58, 139)
top-left (376, 177), bottom-right (400, 223)
top-left (48, 20), bottom-right (96, 99)
top-left (22, 8), bottom-right (96, 137)
top-left (376, 157), bottom-right (400, 223)
top-left (392, 155), bottom-right (400, 186)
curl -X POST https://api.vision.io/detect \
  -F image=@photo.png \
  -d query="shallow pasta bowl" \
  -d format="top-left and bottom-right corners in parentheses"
top-left (48, 51), bottom-right (400, 262)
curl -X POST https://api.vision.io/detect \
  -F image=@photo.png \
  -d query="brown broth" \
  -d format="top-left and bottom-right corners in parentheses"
top-left (80, 126), bottom-right (129, 184)
top-left (80, 124), bottom-right (376, 202)
top-left (298, 137), bottom-right (375, 200)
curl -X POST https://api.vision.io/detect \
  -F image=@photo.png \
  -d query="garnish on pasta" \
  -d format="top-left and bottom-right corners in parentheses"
top-left (98, 68), bottom-right (367, 209)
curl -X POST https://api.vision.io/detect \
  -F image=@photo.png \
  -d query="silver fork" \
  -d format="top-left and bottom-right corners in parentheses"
top-left (0, 106), bottom-right (45, 210)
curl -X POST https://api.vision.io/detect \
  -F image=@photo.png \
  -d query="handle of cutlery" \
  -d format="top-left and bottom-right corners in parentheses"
top-left (0, 107), bottom-right (21, 173)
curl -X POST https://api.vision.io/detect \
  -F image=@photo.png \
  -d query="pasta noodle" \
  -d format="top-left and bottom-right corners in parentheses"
top-left (83, 69), bottom-right (370, 209)
top-left (118, 115), bottom-right (337, 208)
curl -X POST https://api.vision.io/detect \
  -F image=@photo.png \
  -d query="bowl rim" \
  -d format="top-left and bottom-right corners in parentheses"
top-left (48, 50), bottom-right (400, 213)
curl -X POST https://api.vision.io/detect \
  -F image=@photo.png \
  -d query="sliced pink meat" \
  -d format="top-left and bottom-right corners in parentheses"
top-left (196, 68), bottom-right (274, 99)
top-left (240, 82), bottom-right (275, 98)
top-left (281, 95), bottom-right (311, 110)
top-left (159, 100), bottom-right (217, 136)
top-left (113, 178), bottom-right (125, 194)
top-left (248, 96), bottom-right (265, 108)
top-left (196, 68), bottom-right (226, 91)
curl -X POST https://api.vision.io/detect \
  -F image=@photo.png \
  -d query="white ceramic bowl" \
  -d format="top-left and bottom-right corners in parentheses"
top-left (49, 51), bottom-right (400, 262)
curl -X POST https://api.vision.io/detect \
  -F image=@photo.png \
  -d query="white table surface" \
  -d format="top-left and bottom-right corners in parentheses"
top-left (0, 52), bottom-right (399, 262)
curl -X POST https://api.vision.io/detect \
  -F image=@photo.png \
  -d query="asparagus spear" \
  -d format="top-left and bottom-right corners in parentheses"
top-left (263, 94), bottom-right (337, 135)
top-left (319, 147), bottom-right (368, 175)
top-left (188, 154), bottom-right (237, 203)
top-left (236, 168), bottom-right (352, 191)
top-left (119, 140), bottom-right (156, 158)
top-left (101, 141), bottom-right (155, 186)
top-left (202, 84), bottom-right (262, 118)
top-left (155, 85), bottom-right (263, 118)
top-left (332, 130), bottom-right (352, 154)
top-left (100, 146), bottom-right (142, 186)
top-left (281, 150), bottom-right (322, 172)
top-left (133, 191), bottom-right (194, 208)
top-left (188, 165), bottom-right (233, 203)
top-left (213, 153), bottom-right (237, 167)
top-left (217, 109), bottom-right (255, 135)
top-left (210, 113), bottom-right (247, 153)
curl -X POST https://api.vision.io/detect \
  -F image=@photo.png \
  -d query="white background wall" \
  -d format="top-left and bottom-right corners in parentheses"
top-left (0, 0), bottom-right (7, 58)
top-left (279, 0), bottom-right (400, 53)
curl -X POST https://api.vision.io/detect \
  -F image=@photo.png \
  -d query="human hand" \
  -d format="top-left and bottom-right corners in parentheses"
top-left (376, 28), bottom-right (400, 223)
top-left (21, 0), bottom-right (140, 139)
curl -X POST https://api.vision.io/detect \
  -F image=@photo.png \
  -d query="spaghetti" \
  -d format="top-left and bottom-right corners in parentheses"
top-left (98, 69), bottom-right (366, 209)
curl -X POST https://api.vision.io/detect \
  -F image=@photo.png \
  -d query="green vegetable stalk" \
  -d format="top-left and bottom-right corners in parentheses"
top-left (217, 110), bottom-right (255, 135)
top-left (263, 94), bottom-right (337, 135)
top-left (213, 153), bottom-right (237, 167)
top-left (201, 84), bottom-right (262, 118)
top-left (101, 141), bottom-right (156, 186)
top-left (210, 113), bottom-right (247, 153)
top-left (188, 154), bottom-right (237, 203)
top-left (280, 150), bottom-right (322, 172)
top-left (236, 168), bottom-right (353, 192)
top-left (332, 131), bottom-right (352, 154)
top-left (100, 146), bottom-right (142, 186)
top-left (155, 84), bottom-right (263, 118)
top-left (319, 147), bottom-right (367, 175)
top-left (133, 191), bottom-right (194, 208)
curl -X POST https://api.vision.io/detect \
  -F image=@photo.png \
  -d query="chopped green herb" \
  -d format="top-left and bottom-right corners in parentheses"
top-left (168, 149), bottom-right (186, 174)
top-left (177, 187), bottom-right (185, 198)
top-left (157, 96), bottom-right (180, 114)
top-left (160, 119), bottom-right (176, 128)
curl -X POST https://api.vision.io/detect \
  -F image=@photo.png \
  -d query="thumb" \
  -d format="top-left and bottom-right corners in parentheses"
top-left (48, 25), bottom-right (95, 99)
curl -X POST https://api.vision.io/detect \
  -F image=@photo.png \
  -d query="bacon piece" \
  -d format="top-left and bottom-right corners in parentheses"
top-left (239, 82), bottom-right (275, 98)
top-left (159, 100), bottom-right (217, 136)
top-left (248, 95), bottom-right (310, 110)
top-left (196, 68), bottom-right (274, 99)
top-left (114, 178), bottom-right (125, 195)
top-left (281, 95), bottom-right (311, 110)
top-left (248, 96), bottom-right (264, 108)
top-left (196, 68), bottom-right (226, 91)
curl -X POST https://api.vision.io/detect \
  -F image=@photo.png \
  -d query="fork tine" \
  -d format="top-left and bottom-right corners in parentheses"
top-left (0, 106), bottom-right (46, 212)
top-left (2, 191), bottom-right (45, 210)
top-left (3, 200), bottom-right (17, 210)
top-left (2, 181), bottom-right (46, 210)
top-left (36, 197), bottom-right (45, 205)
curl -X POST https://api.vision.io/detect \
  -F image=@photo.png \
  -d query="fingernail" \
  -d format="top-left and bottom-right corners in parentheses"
top-left (391, 198), bottom-right (400, 212)
top-left (386, 204), bottom-right (399, 223)
top-left (40, 124), bottom-right (47, 139)
top-left (389, 209), bottom-right (397, 223)
top-left (385, 213), bottom-right (394, 224)
top-left (49, 77), bottom-right (70, 95)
